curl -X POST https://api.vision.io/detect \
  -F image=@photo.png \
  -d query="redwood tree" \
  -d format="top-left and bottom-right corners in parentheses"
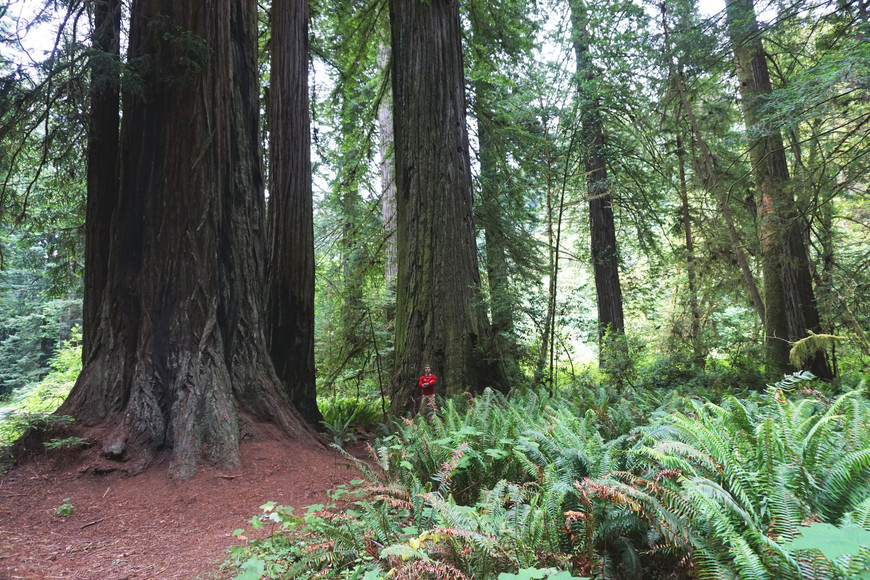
top-left (266, 0), bottom-right (323, 427)
top-left (60, 0), bottom-right (315, 478)
top-left (569, 0), bottom-right (625, 355)
top-left (725, 0), bottom-right (832, 379)
top-left (82, 0), bottom-right (120, 360)
top-left (388, 0), bottom-right (506, 413)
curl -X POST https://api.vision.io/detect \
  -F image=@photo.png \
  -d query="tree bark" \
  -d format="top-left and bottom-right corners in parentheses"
top-left (379, 43), bottom-right (398, 291)
top-left (569, 0), bottom-right (625, 357)
top-left (725, 0), bottom-right (832, 379)
top-left (534, 142), bottom-right (557, 388)
top-left (60, 0), bottom-right (316, 479)
top-left (82, 0), bottom-right (121, 361)
top-left (266, 0), bottom-right (323, 427)
top-left (388, 0), bottom-right (507, 414)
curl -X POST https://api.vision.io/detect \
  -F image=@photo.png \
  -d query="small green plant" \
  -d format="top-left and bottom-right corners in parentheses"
top-left (56, 498), bottom-right (73, 517)
top-left (1, 412), bottom-right (75, 447)
top-left (320, 411), bottom-right (358, 447)
top-left (44, 435), bottom-right (89, 451)
top-left (0, 333), bottom-right (82, 449)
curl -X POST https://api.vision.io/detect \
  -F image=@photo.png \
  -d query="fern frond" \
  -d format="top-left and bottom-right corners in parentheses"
top-left (392, 559), bottom-right (471, 580)
top-left (730, 534), bottom-right (769, 580)
top-left (766, 471), bottom-right (802, 543)
top-left (842, 496), bottom-right (870, 530)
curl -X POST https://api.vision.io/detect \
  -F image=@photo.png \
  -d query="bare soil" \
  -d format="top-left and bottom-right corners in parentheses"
top-left (0, 427), bottom-right (366, 579)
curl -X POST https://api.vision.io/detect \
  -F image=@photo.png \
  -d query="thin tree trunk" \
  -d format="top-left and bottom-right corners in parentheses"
top-left (674, 75), bottom-right (766, 324)
top-left (660, 1), bottom-right (765, 341)
top-left (388, 0), bottom-right (507, 414)
top-left (676, 135), bottom-right (704, 367)
top-left (61, 0), bottom-right (315, 479)
top-left (266, 0), bottom-right (323, 426)
top-left (82, 0), bottom-right (121, 361)
top-left (337, 86), bottom-right (363, 315)
top-left (725, 0), bottom-right (832, 379)
top-left (534, 128), bottom-right (556, 388)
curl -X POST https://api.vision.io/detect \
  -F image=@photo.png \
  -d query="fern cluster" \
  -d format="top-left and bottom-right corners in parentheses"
top-left (224, 377), bottom-right (870, 579)
top-left (621, 375), bottom-right (870, 578)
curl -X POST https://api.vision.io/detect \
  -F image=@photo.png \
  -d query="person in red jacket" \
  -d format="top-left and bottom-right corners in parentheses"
top-left (418, 365), bottom-right (437, 417)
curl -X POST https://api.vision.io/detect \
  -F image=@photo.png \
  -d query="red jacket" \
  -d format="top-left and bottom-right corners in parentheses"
top-left (418, 373), bottom-right (436, 396)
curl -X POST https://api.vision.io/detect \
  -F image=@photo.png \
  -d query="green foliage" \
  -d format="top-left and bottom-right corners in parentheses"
top-left (789, 332), bottom-right (848, 369)
top-left (0, 232), bottom-right (82, 396)
top-left (784, 523), bottom-right (870, 562)
top-left (43, 435), bottom-right (87, 450)
top-left (0, 334), bottom-right (80, 447)
top-left (55, 498), bottom-right (72, 517)
top-left (319, 396), bottom-right (384, 446)
top-left (622, 375), bottom-right (870, 578)
top-left (225, 374), bottom-right (870, 579)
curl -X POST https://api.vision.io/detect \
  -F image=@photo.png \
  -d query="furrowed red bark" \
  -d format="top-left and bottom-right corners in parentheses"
top-left (388, 0), bottom-right (507, 414)
top-left (61, 0), bottom-right (316, 479)
top-left (266, 0), bottom-right (323, 427)
top-left (82, 0), bottom-right (121, 360)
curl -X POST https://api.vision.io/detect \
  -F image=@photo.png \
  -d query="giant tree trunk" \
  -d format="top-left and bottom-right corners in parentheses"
top-left (266, 0), bottom-right (323, 427)
top-left (388, 0), bottom-right (507, 413)
top-left (60, 0), bottom-right (315, 479)
top-left (82, 0), bottom-right (121, 360)
top-left (725, 0), bottom-right (832, 379)
top-left (569, 0), bottom-right (625, 357)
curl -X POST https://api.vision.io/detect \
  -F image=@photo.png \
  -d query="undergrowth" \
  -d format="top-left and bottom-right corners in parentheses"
top-left (224, 374), bottom-right (870, 579)
top-left (0, 336), bottom-right (81, 453)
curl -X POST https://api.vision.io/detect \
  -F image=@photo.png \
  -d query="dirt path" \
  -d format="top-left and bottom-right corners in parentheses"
top-left (0, 433), bottom-right (366, 579)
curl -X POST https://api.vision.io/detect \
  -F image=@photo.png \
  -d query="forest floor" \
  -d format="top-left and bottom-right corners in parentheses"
top-left (0, 424), bottom-right (368, 579)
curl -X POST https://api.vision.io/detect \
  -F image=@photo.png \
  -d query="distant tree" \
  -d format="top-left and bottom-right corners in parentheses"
top-left (569, 0), bottom-right (625, 358)
top-left (60, 0), bottom-right (315, 478)
top-left (467, 0), bottom-right (539, 383)
top-left (388, 0), bottom-right (507, 413)
top-left (379, 41), bottom-right (397, 291)
top-left (266, 0), bottom-right (323, 427)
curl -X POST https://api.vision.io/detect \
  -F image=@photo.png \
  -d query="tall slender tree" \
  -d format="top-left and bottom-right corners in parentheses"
top-left (467, 0), bottom-right (537, 383)
top-left (676, 134), bottom-right (704, 366)
top-left (60, 0), bottom-right (315, 478)
top-left (569, 0), bottom-right (625, 358)
top-left (388, 0), bottom-right (506, 413)
top-left (266, 0), bottom-right (323, 427)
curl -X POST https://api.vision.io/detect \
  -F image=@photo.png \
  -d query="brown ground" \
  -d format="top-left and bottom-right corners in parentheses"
top-left (0, 427), bottom-right (367, 580)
